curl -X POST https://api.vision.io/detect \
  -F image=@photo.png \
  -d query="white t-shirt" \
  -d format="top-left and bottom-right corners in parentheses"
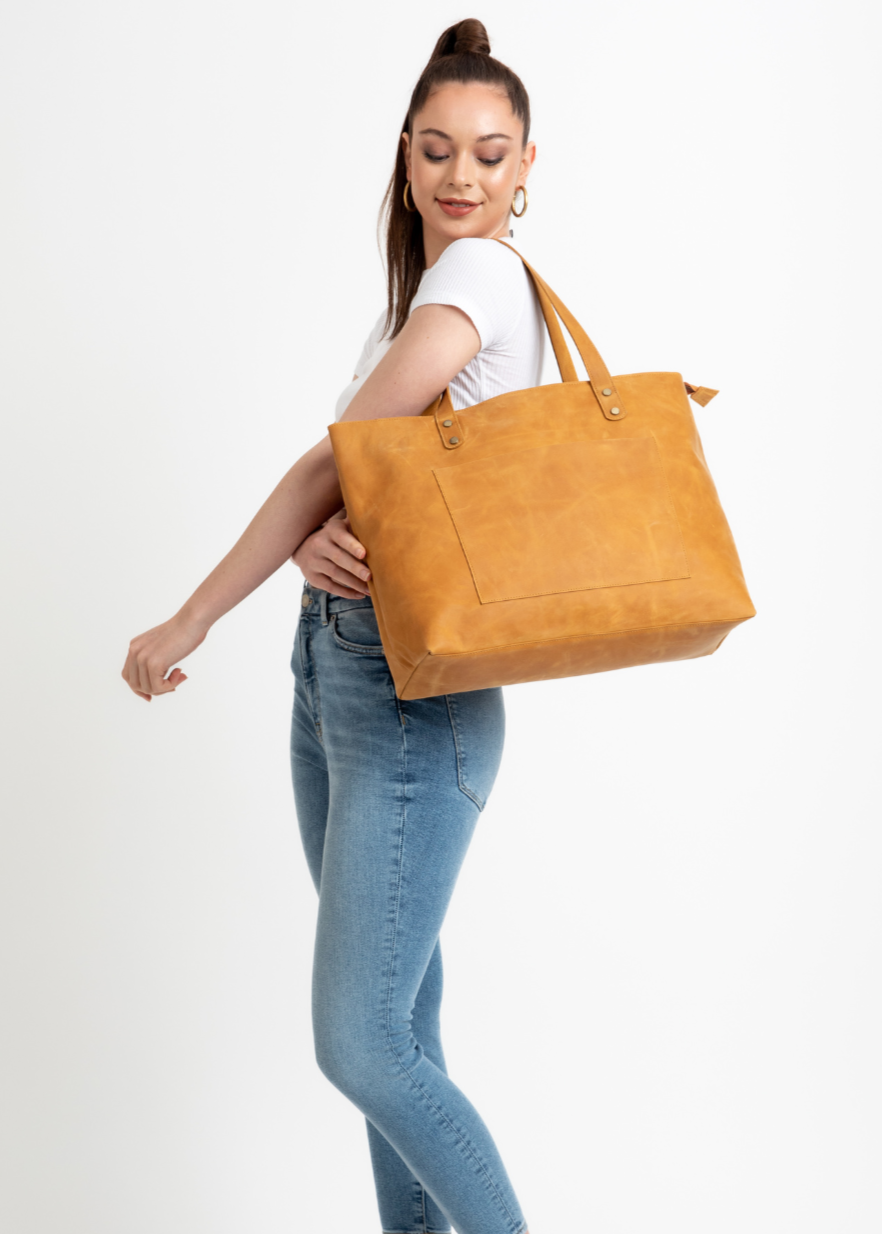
top-left (334, 232), bottom-right (546, 419)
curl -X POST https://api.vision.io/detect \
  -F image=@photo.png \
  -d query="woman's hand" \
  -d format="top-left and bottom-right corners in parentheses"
top-left (121, 611), bottom-right (209, 701)
top-left (291, 510), bottom-right (372, 598)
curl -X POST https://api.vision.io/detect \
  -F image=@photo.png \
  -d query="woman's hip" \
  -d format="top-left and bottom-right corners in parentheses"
top-left (291, 583), bottom-right (506, 813)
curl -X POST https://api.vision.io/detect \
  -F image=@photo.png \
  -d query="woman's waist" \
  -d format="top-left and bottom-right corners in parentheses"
top-left (300, 582), bottom-right (374, 617)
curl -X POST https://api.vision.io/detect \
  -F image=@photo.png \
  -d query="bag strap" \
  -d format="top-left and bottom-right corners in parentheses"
top-left (496, 243), bottom-right (720, 409)
top-left (421, 239), bottom-right (718, 447)
top-left (423, 240), bottom-right (626, 442)
top-left (494, 238), bottom-right (626, 423)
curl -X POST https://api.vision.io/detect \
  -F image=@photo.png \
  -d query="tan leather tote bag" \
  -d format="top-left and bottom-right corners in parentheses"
top-left (328, 239), bottom-right (755, 700)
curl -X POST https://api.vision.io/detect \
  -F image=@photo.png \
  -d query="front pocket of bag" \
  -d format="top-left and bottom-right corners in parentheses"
top-left (432, 435), bottom-right (690, 604)
top-left (330, 605), bottom-right (387, 655)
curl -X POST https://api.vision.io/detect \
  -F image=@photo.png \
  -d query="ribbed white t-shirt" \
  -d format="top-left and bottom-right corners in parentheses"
top-left (334, 233), bottom-right (546, 419)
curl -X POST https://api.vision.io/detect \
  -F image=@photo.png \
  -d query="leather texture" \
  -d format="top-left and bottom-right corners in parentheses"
top-left (327, 240), bottom-right (755, 700)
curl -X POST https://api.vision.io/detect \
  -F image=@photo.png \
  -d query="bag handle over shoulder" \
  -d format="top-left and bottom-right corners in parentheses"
top-left (421, 238), bottom-right (718, 446)
top-left (494, 238), bottom-right (626, 423)
top-left (422, 241), bottom-right (627, 445)
top-left (497, 241), bottom-right (718, 410)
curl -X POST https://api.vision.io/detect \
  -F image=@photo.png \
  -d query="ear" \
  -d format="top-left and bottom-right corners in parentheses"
top-left (401, 131), bottom-right (412, 176)
top-left (520, 140), bottom-right (537, 183)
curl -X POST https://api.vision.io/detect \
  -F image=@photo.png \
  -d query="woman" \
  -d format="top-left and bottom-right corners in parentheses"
top-left (123, 19), bottom-right (540, 1234)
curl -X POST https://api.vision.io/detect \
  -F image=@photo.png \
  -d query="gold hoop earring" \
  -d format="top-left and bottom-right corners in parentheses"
top-left (512, 185), bottom-right (528, 218)
top-left (403, 180), bottom-right (417, 213)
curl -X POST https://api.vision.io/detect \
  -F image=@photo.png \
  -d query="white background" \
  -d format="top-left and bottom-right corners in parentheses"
top-left (1, 1), bottom-right (879, 1232)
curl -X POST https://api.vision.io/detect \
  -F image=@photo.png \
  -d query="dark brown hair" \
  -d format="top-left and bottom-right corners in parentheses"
top-left (378, 19), bottom-right (531, 340)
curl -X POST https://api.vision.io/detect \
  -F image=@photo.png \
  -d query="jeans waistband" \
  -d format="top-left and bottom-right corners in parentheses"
top-left (301, 581), bottom-right (374, 626)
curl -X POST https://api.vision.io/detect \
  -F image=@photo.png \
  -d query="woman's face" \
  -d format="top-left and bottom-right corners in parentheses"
top-left (401, 82), bottom-right (536, 257)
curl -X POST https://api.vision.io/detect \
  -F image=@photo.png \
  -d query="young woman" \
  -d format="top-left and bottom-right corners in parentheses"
top-left (123, 19), bottom-right (541, 1234)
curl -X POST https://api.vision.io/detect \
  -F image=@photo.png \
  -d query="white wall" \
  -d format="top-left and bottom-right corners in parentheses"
top-left (1, 1), bottom-right (879, 1232)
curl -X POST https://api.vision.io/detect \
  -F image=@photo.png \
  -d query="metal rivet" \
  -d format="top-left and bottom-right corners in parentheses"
top-left (610, 407), bottom-right (621, 415)
top-left (442, 418), bottom-right (453, 427)
top-left (602, 387), bottom-right (613, 396)
top-left (449, 436), bottom-right (460, 444)
top-left (301, 594), bottom-right (310, 607)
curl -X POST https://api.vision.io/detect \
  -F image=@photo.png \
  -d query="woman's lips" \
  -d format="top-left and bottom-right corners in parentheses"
top-left (437, 198), bottom-right (480, 217)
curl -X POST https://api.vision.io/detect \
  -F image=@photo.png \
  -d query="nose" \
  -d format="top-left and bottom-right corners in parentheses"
top-left (447, 150), bottom-right (474, 190)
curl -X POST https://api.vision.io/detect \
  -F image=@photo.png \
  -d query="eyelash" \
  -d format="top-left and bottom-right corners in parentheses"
top-left (423, 153), bottom-right (505, 166)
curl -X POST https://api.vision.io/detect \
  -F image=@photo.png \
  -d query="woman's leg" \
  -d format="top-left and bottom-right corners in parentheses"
top-left (289, 586), bottom-right (527, 1234)
top-left (365, 939), bottom-right (452, 1234)
top-left (290, 626), bottom-right (452, 1232)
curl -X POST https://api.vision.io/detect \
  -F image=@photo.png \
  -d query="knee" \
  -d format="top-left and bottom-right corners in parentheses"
top-left (313, 1013), bottom-right (389, 1105)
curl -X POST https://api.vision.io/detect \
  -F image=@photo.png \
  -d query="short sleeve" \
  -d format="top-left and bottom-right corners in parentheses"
top-left (354, 310), bottom-right (390, 378)
top-left (409, 238), bottom-right (527, 352)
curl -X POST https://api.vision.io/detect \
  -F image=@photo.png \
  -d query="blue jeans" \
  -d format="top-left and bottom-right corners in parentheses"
top-left (289, 582), bottom-right (528, 1234)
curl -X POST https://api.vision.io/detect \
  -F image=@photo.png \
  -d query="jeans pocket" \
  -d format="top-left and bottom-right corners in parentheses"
top-left (444, 687), bottom-right (506, 811)
top-left (330, 605), bottom-right (387, 656)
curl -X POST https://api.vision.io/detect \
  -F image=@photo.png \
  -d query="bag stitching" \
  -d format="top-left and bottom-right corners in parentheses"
top-left (468, 571), bottom-right (692, 604)
top-left (432, 471), bottom-right (484, 600)
top-left (422, 614), bottom-right (751, 659)
top-left (433, 436), bottom-right (692, 603)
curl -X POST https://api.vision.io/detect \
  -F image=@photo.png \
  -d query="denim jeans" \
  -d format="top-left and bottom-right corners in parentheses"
top-left (289, 581), bottom-right (528, 1234)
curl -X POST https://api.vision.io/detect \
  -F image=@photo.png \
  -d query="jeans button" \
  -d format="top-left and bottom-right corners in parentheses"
top-left (301, 593), bottom-right (310, 607)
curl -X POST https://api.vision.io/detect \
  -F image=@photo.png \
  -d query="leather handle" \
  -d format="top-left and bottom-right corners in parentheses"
top-left (420, 240), bottom-right (628, 431)
top-left (494, 239), bottom-right (626, 422)
top-left (525, 276), bottom-right (578, 384)
top-left (419, 246), bottom-right (719, 433)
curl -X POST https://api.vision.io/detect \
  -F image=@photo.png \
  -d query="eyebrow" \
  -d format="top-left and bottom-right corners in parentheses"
top-left (418, 128), bottom-right (513, 142)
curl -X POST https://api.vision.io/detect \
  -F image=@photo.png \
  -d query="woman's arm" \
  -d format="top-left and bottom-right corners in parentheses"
top-left (337, 303), bottom-right (479, 423)
top-left (188, 304), bottom-right (479, 622)
top-left (288, 305), bottom-right (481, 598)
top-left (121, 304), bottom-right (480, 700)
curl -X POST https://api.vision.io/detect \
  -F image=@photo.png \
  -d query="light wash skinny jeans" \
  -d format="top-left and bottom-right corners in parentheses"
top-left (289, 581), bottom-right (528, 1234)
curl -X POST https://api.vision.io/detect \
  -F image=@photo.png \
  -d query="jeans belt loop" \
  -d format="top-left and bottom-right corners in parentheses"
top-left (319, 589), bottom-right (329, 627)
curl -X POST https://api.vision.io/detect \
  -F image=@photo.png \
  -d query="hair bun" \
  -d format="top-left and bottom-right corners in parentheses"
top-left (430, 18), bottom-right (491, 61)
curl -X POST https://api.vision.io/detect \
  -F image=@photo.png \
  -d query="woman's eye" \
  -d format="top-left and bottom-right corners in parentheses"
top-left (421, 152), bottom-right (504, 166)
